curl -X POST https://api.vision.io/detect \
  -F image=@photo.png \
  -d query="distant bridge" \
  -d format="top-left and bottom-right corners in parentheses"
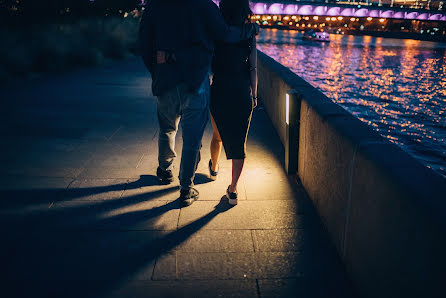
top-left (213, 1), bottom-right (446, 21)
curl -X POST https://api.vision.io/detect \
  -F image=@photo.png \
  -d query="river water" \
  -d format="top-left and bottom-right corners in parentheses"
top-left (257, 29), bottom-right (446, 177)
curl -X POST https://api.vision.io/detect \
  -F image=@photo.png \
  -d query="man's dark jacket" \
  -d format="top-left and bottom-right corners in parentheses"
top-left (139, 0), bottom-right (256, 96)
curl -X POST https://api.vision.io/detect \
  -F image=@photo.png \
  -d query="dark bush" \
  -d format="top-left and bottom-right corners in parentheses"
top-left (0, 16), bottom-right (140, 80)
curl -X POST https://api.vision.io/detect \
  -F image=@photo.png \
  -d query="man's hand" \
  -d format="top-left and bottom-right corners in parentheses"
top-left (252, 23), bottom-right (260, 36)
top-left (241, 23), bottom-right (260, 40)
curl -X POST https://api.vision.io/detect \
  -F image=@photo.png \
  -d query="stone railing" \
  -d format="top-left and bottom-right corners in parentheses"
top-left (257, 50), bottom-right (446, 298)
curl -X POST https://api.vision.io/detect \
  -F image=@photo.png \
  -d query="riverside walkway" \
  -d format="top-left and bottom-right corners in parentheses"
top-left (0, 58), bottom-right (354, 298)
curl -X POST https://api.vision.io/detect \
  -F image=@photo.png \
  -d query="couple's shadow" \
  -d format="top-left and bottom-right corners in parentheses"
top-left (89, 173), bottom-right (222, 230)
top-left (5, 179), bottom-right (234, 298)
top-left (0, 172), bottom-right (213, 210)
top-left (130, 172), bottom-right (213, 188)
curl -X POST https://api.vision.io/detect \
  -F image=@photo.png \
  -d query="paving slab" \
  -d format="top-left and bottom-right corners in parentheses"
top-left (106, 280), bottom-right (258, 298)
top-left (243, 167), bottom-right (302, 201)
top-left (67, 178), bottom-right (128, 201)
top-left (3, 230), bottom-right (166, 281)
top-left (178, 200), bottom-right (306, 230)
top-left (176, 229), bottom-right (255, 253)
top-left (258, 277), bottom-right (355, 298)
top-left (42, 198), bottom-right (181, 231)
top-left (252, 227), bottom-right (335, 254)
top-left (176, 252), bottom-right (259, 280)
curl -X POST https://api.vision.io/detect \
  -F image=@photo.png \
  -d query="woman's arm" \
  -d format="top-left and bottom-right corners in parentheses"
top-left (248, 36), bottom-right (258, 108)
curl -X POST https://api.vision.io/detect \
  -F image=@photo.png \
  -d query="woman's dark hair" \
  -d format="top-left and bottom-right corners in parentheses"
top-left (219, 0), bottom-right (252, 26)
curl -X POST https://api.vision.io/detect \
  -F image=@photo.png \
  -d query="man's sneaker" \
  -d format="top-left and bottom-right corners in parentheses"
top-left (226, 186), bottom-right (238, 206)
top-left (179, 187), bottom-right (199, 207)
top-left (156, 167), bottom-right (174, 184)
top-left (208, 159), bottom-right (218, 181)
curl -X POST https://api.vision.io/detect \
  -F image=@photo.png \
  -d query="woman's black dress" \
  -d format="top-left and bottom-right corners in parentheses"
top-left (210, 35), bottom-right (254, 160)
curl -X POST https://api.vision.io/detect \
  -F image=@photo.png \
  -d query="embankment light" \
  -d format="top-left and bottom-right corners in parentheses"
top-left (350, 17), bottom-right (356, 21)
top-left (292, 16), bottom-right (297, 19)
top-left (289, 22), bottom-right (293, 25)
top-left (331, 17), bottom-right (336, 21)
top-left (338, 16), bottom-right (343, 20)
top-left (367, 17), bottom-right (373, 21)
top-left (379, 18), bottom-right (385, 22)
top-left (284, 16), bottom-right (290, 20)
top-left (326, 17), bottom-right (330, 21)
top-left (286, 94), bottom-right (290, 125)
top-left (313, 16), bottom-right (319, 20)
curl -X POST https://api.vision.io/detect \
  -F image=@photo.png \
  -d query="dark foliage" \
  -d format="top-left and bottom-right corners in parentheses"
top-left (1, 0), bottom-right (143, 25)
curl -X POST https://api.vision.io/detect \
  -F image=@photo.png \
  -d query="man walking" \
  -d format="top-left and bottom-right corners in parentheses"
top-left (139, 0), bottom-right (258, 206)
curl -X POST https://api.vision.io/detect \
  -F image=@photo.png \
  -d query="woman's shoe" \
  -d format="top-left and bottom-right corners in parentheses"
top-left (208, 159), bottom-right (218, 181)
top-left (226, 186), bottom-right (238, 206)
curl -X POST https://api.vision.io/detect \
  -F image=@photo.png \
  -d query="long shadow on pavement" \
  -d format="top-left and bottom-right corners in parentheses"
top-left (2, 173), bottom-right (231, 298)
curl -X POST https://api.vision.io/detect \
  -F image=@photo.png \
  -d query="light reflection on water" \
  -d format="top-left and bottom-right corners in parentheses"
top-left (257, 29), bottom-right (446, 177)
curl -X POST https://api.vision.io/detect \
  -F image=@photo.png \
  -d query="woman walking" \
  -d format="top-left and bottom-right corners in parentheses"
top-left (209, 0), bottom-right (258, 205)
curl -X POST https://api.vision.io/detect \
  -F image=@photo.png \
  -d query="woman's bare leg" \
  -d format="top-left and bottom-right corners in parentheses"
top-left (210, 115), bottom-right (222, 172)
top-left (229, 159), bottom-right (244, 193)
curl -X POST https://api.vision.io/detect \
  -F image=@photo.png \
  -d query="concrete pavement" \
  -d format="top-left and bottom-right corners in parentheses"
top-left (0, 58), bottom-right (355, 298)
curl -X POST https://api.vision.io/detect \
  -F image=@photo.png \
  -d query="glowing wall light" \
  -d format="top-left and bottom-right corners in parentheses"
top-left (327, 7), bottom-right (341, 16)
top-left (252, 3), bottom-right (266, 15)
top-left (355, 9), bottom-right (368, 17)
top-left (297, 5), bottom-right (313, 15)
top-left (417, 13), bottom-right (429, 20)
top-left (314, 6), bottom-right (326, 16)
top-left (285, 90), bottom-right (299, 175)
top-left (284, 4), bottom-right (298, 15)
top-left (369, 10), bottom-right (380, 17)
top-left (381, 10), bottom-right (393, 18)
top-left (269, 4), bottom-right (283, 15)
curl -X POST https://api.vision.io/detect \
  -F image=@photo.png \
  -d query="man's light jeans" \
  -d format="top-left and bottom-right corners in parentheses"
top-left (157, 76), bottom-right (210, 191)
